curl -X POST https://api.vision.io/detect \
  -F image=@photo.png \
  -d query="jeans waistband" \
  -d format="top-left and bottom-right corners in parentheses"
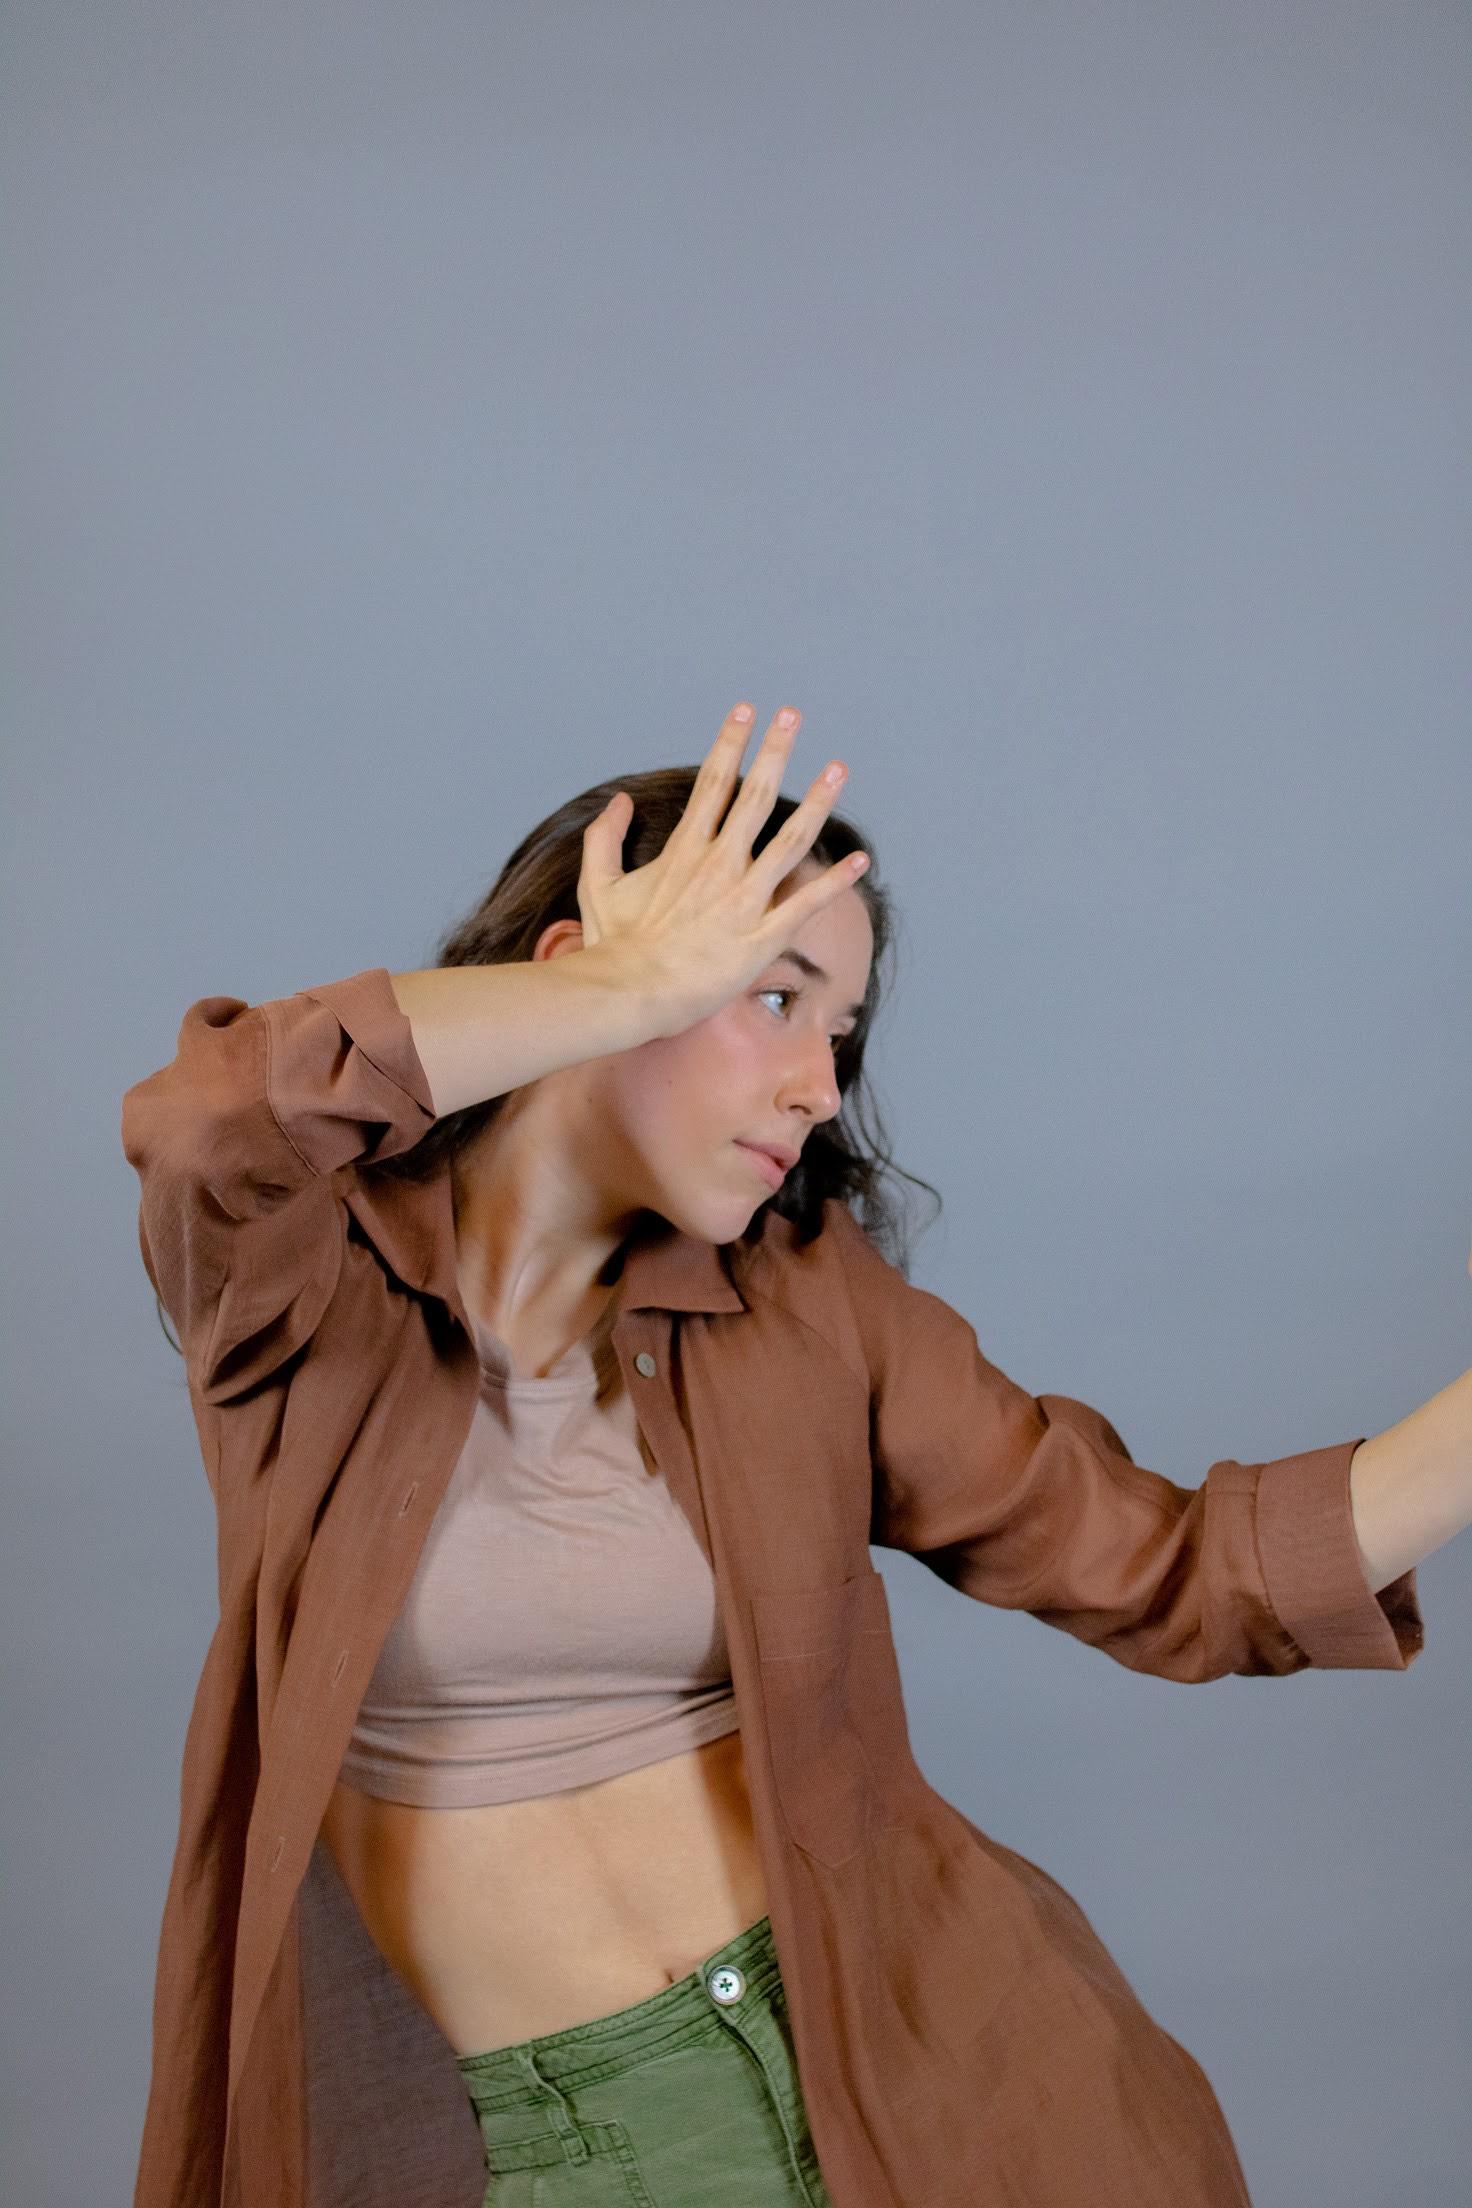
top-left (453, 1910), bottom-right (781, 2095)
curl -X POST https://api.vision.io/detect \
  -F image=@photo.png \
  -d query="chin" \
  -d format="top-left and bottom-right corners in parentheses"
top-left (652, 1184), bottom-right (765, 1248)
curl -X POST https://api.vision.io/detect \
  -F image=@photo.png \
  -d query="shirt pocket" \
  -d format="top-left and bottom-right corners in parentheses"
top-left (750, 1564), bottom-right (900, 1870)
top-left (847, 1564), bottom-right (921, 1799)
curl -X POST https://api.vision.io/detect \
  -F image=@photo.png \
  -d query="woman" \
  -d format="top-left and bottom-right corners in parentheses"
top-left (123, 704), bottom-right (1426, 2208)
top-left (320, 701), bottom-right (878, 2206)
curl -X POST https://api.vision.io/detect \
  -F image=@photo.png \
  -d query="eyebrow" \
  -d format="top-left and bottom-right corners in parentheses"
top-left (772, 947), bottom-right (866, 1023)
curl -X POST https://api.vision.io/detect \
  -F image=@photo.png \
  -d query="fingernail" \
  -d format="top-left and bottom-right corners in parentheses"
top-left (732, 703), bottom-right (753, 722)
top-left (777, 708), bottom-right (798, 729)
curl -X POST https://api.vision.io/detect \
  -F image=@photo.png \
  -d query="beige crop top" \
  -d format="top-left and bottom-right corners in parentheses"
top-left (336, 1281), bottom-right (740, 1808)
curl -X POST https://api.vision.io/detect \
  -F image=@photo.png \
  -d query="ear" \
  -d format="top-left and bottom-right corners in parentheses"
top-left (532, 919), bottom-right (586, 962)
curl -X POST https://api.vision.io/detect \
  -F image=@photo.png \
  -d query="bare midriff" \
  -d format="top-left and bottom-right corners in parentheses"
top-left (317, 1724), bottom-right (769, 2059)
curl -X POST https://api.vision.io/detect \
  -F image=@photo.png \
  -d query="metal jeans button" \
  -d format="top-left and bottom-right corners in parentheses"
top-left (705, 1962), bottom-right (746, 2005)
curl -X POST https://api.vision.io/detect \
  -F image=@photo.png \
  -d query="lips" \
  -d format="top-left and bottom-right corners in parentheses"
top-left (735, 1141), bottom-right (795, 1188)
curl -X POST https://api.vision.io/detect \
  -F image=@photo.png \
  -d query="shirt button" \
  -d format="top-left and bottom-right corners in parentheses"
top-left (634, 1351), bottom-right (657, 1378)
top-left (705, 1962), bottom-right (746, 2005)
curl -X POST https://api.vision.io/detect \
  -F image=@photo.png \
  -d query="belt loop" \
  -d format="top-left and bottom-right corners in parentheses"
top-left (508, 2045), bottom-right (592, 2165)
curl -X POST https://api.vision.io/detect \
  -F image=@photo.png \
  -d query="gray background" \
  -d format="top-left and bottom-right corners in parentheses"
top-left (4, 3), bottom-right (1469, 2202)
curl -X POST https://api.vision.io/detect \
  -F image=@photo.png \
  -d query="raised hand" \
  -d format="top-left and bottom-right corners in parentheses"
top-left (575, 704), bottom-right (868, 1038)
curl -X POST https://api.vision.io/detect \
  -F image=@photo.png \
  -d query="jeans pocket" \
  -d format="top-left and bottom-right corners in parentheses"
top-left (482, 2118), bottom-right (654, 2208)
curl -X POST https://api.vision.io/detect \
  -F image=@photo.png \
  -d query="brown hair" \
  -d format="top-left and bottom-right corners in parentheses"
top-left (153, 763), bottom-right (938, 1351)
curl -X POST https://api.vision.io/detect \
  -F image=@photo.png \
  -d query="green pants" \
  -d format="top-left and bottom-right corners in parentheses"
top-left (454, 1911), bottom-right (834, 2206)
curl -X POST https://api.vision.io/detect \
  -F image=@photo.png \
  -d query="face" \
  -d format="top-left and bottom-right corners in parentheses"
top-left (579, 864), bottom-right (876, 1243)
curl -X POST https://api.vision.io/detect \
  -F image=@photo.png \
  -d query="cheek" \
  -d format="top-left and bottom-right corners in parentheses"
top-left (614, 1019), bottom-right (753, 1137)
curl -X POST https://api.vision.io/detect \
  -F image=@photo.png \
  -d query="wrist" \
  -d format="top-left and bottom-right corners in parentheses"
top-left (565, 940), bottom-right (679, 1050)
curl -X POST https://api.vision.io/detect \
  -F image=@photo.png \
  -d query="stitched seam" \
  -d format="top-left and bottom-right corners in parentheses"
top-left (302, 979), bottom-right (434, 1111)
top-left (260, 1001), bottom-right (319, 1179)
top-left (825, 1205), bottom-right (886, 1387)
top-left (303, 994), bottom-right (421, 1094)
top-left (737, 1272), bottom-right (869, 1399)
top-left (1242, 1458), bottom-right (1301, 1655)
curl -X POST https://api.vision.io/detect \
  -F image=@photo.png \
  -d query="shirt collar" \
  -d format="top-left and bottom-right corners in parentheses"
top-left (345, 1161), bottom-right (749, 1321)
top-left (615, 1209), bottom-right (749, 1313)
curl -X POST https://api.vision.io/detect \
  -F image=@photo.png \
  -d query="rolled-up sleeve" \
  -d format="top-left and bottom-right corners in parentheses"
top-left (827, 1200), bottom-right (1423, 1681)
top-left (120, 966), bottom-right (437, 1398)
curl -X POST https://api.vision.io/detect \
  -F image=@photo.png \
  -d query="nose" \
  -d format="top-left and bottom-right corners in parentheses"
top-left (778, 1032), bottom-right (843, 1126)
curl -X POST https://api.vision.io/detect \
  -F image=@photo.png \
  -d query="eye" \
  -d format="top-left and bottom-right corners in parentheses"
top-left (755, 987), bottom-right (849, 1054)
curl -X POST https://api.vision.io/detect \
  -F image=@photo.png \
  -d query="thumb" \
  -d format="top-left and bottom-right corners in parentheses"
top-left (581, 792), bottom-right (627, 888)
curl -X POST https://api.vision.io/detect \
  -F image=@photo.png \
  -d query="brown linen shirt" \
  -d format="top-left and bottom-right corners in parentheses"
top-left (120, 965), bottom-right (1425, 2208)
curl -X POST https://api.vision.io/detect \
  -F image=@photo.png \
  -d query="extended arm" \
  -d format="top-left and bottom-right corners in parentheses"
top-left (825, 1198), bottom-right (1424, 1682)
top-left (1349, 1365), bottom-right (1472, 1589)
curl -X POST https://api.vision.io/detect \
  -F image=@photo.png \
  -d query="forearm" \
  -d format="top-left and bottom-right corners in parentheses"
top-left (1348, 1365), bottom-right (1472, 1591)
top-left (388, 948), bottom-right (664, 1121)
